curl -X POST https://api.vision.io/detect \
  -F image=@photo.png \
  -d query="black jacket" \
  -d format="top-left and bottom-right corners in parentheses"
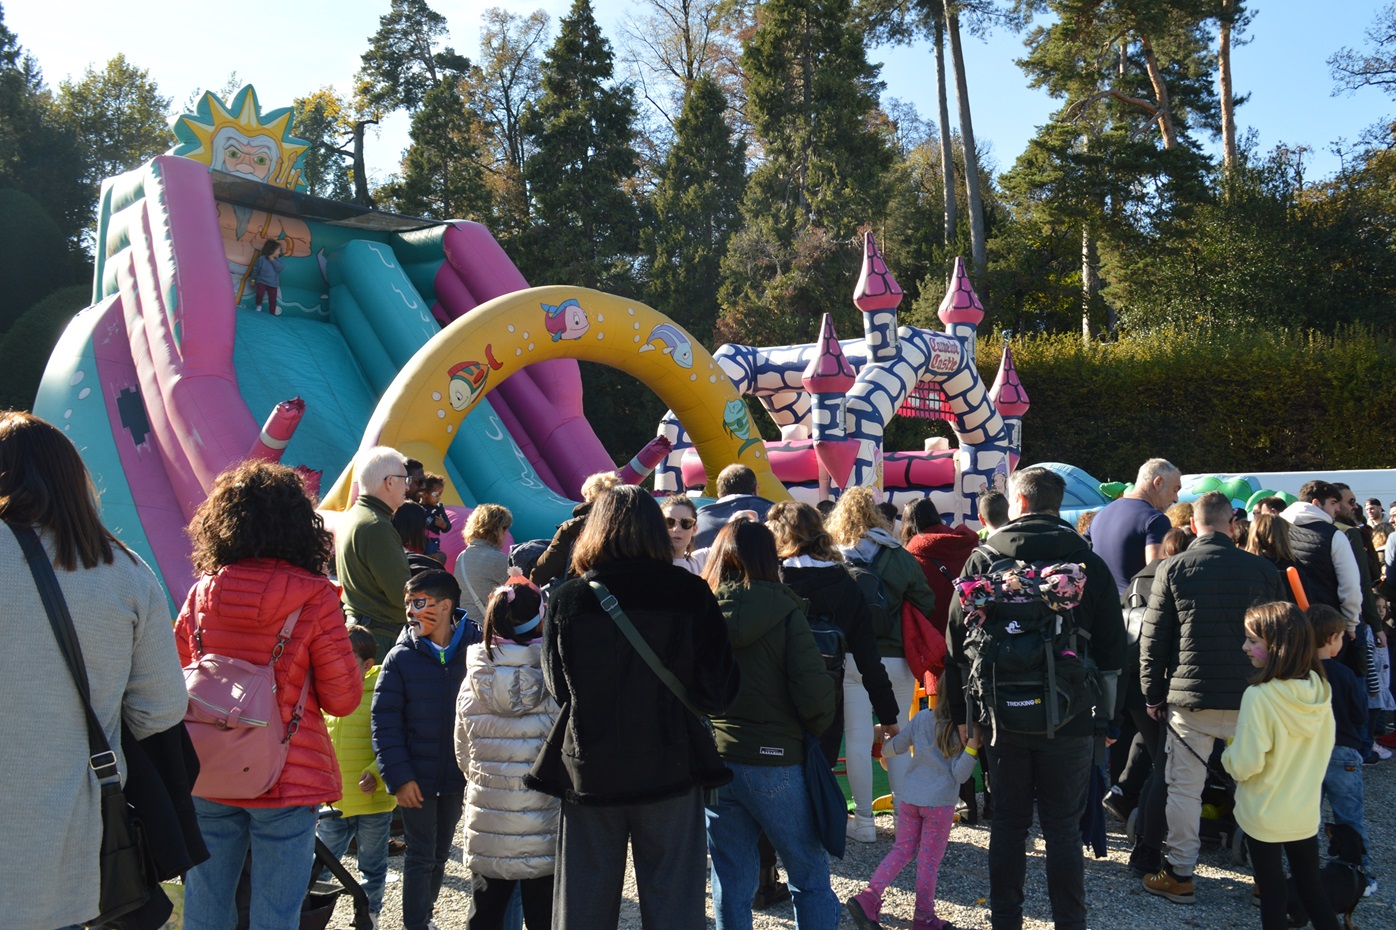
top-left (530, 501), bottom-right (592, 588)
top-left (944, 513), bottom-right (1127, 740)
top-left (780, 562), bottom-right (899, 724)
top-left (528, 560), bottom-right (741, 805)
top-left (1140, 533), bottom-right (1285, 711)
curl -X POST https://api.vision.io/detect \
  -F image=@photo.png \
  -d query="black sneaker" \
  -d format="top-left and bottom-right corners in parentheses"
top-left (1101, 787), bottom-right (1133, 823)
top-left (753, 881), bottom-right (791, 910)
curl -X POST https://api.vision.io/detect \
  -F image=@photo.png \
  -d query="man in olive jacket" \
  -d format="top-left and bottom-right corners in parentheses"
top-left (945, 466), bottom-right (1126, 930)
top-left (1139, 491), bottom-right (1285, 905)
top-left (336, 446), bottom-right (412, 660)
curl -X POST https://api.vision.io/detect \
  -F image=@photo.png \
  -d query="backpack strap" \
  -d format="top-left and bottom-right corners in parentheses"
top-left (588, 579), bottom-right (704, 720)
top-left (923, 554), bottom-right (953, 580)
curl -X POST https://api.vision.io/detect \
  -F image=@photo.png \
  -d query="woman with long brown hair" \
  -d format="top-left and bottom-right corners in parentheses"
top-left (527, 484), bottom-right (739, 929)
top-left (0, 411), bottom-right (188, 930)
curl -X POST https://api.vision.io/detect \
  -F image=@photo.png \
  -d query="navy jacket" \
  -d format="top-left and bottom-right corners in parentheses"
top-left (372, 618), bottom-right (478, 796)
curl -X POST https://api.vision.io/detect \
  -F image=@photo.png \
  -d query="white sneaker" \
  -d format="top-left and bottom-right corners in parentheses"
top-left (846, 814), bottom-right (876, 843)
top-left (1366, 877), bottom-right (1379, 897)
top-left (1375, 743), bottom-right (1393, 761)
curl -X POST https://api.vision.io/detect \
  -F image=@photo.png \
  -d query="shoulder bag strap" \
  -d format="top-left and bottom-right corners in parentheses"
top-left (271, 607), bottom-right (311, 743)
top-left (924, 553), bottom-right (953, 580)
top-left (8, 522), bottom-right (121, 786)
top-left (587, 579), bottom-right (704, 719)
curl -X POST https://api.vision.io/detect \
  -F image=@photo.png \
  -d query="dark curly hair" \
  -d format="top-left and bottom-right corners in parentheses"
top-left (188, 460), bottom-right (333, 575)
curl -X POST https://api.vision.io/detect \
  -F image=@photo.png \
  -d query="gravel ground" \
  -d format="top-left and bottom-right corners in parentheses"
top-left (335, 755), bottom-right (1395, 930)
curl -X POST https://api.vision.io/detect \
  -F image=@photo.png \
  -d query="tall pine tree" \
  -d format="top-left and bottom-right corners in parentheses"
top-left (390, 78), bottom-right (492, 222)
top-left (522, 0), bottom-right (639, 292)
top-left (718, 0), bottom-right (894, 345)
top-left (642, 74), bottom-right (745, 347)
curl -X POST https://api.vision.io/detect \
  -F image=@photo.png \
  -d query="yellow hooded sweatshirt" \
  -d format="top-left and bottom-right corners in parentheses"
top-left (1221, 671), bottom-right (1334, 843)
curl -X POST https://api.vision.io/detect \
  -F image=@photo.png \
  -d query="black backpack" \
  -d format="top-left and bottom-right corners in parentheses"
top-left (845, 548), bottom-right (893, 639)
top-left (958, 546), bottom-right (1099, 738)
top-left (805, 611), bottom-right (848, 683)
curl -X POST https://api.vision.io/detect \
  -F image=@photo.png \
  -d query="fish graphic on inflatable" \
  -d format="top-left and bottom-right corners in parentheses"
top-left (722, 398), bottom-right (761, 456)
top-left (637, 322), bottom-right (694, 368)
top-left (542, 298), bottom-right (590, 341)
top-left (447, 344), bottom-right (504, 412)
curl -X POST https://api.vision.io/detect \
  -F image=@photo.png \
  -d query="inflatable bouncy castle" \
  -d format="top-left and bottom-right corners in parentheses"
top-left (654, 235), bottom-right (1030, 527)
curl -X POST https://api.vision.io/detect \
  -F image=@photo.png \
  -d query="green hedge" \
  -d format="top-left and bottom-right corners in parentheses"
top-left (0, 285), bottom-right (88, 412)
top-left (885, 326), bottom-right (1396, 481)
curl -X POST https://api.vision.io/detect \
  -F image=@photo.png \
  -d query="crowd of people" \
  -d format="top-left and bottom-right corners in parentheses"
top-left (5, 410), bottom-right (1392, 930)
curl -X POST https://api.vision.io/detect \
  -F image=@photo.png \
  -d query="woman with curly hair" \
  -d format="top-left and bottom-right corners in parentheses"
top-left (825, 486), bottom-right (937, 843)
top-left (177, 460), bottom-right (363, 930)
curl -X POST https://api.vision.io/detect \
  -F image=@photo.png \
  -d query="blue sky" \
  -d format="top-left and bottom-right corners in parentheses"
top-left (7, 0), bottom-right (1391, 186)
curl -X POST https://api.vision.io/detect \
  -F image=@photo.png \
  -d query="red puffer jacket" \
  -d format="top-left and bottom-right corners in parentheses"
top-left (905, 524), bottom-right (982, 634)
top-left (175, 559), bottom-right (363, 808)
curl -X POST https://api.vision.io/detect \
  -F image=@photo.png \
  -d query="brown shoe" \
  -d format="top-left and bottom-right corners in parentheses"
top-left (1142, 866), bottom-right (1195, 904)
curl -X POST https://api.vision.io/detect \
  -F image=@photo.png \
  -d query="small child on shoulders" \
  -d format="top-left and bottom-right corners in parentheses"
top-left (1310, 605), bottom-right (1377, 895)
top-left (419, 473), bottom-right (452, 561)
top-left (845, 693), bottom-right (981, 930)
top-left (318, 625), bottom-right (397, 923)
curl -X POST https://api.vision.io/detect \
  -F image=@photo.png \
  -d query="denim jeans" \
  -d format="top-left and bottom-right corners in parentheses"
top-left (1323, 745), bottom-right (1371, 871)
top-left (987, 735), bottom-right (1093, 930)
top-left (706, 762), bottom-right (840, 930)
top-left (184, 798), bottom-right (319, 930)
top-left (316, 807), bottom-right (394, 915)
top-left (400, 790), bottom-right (465, 930)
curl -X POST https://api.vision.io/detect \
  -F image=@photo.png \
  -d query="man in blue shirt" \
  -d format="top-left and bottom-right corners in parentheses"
top-left (1087, 458), bottom-right (1181, 594)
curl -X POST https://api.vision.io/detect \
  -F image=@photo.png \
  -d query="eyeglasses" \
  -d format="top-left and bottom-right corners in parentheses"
top-left (390, 474), bottom-right (415, 485)
top-left (666, 516), bottom-right (697, 530)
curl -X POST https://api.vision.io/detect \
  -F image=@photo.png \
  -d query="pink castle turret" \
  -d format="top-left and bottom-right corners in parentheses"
top-left (803, 314), bottom-right (861, 490)
top-left (854, 232), bottom-right (902, 362)
top-left (988, 342), bottom-right (1030, 464)
top-left (938, 256), bottom-right (985, 366)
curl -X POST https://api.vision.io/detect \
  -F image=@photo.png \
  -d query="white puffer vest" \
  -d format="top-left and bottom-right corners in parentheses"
top-left (454, 638), bottom-right (561, 880)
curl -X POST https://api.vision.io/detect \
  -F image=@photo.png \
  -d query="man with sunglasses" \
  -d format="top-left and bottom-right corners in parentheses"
top-left (336, 445), bottom-right (415, 660)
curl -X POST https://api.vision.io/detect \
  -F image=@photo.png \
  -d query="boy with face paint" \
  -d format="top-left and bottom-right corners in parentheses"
top-left (371, 570), bottom-right (481, 930)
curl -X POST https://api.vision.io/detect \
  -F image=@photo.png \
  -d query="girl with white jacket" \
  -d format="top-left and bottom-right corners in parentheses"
top-left (455, 568), bottom-right (560, 930)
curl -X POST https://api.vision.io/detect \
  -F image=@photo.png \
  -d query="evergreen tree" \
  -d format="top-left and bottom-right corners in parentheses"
top-left (643, 74), bottom-right (746, 346)
top-left (523, 0), bottom-right (640, 292)
top-left (291, 88), bottom-right (358, 202)
top-left (718, 0), bottom-right (894, 346)
top-left (391, 78), bottom-right (492, 222)
top-left (0, 5), bottom-right (85, 249)
top-left (357, 0), bottom-right (470, 113)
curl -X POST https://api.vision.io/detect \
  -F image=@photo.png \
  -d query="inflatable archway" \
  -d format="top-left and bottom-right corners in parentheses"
top-left (320, 286), bottom-right (789, 511)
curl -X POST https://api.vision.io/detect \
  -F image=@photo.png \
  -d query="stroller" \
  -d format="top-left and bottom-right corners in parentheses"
top-left (1125, 729), bottom-right (1248, 865)
top-left (233, 838), bottom-right (375, 930)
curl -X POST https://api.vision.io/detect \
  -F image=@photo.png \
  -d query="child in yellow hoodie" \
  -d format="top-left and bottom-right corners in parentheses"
top-left (1222, 602), bottom-right (1339, 930)
top-left (318, 625), bottom-right (398, 925)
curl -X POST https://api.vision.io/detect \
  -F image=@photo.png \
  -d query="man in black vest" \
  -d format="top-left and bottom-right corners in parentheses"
top-left (1138, 491), bottom-right (1285, 905)
top-left (1281, 480), bottom-right (1363, 636)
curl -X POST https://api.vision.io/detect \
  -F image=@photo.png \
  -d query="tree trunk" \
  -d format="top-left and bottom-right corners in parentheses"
top-left (934, 15), bottom-right (957, 253)
top-left (945, 2), bottom-right (986, 283)
top-left (350, 118), bottom-right (379, 207)
top-left (1219, 0), bottom-right (1237, 177)
top-left (1081, 221), bottom-right (1100, 343)
top-left (1138, 34), bottom-right (1178, 150)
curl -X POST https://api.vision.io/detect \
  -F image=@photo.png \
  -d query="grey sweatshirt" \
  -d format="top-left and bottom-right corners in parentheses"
top-left (881, 709), bottom-right (979, 808)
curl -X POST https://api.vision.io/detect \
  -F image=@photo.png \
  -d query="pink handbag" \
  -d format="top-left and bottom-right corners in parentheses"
top-left (183, 607), bottom-right (310, 799)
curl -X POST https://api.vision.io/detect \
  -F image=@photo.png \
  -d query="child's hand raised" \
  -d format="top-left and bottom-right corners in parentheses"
top-left (966, 729), bottom-right (983, 751)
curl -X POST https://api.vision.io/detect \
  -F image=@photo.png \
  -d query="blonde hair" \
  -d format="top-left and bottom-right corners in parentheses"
top-left (933, 694), bottom-right (964, 758)
top-left (825, 486), bottom-right (891, 546)
top-left (580, 471), bottom-right (623, 502)
top-left (1165, 501), bottom-right (1193, 528)
top-left (463, 503), bottom-right (513, 546)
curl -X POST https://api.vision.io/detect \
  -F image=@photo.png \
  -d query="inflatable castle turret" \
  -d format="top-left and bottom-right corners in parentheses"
top-left (654, 233), bottom-right (1029, 524)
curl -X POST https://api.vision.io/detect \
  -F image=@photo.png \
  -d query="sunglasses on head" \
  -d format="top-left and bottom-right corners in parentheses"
top-left (666, 516), bottom-right (697, 530)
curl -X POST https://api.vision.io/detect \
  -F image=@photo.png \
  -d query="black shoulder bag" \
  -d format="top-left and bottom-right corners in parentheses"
top-left (588, 579), bottom-right (730, 802)
top-left (10, 523), bottom-right (151, 926)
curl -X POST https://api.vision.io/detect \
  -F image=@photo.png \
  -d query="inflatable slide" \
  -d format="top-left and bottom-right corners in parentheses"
top-left (34, 87), bottom-right (778, 603)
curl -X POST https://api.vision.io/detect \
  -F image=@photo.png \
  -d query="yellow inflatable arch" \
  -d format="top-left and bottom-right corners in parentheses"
top-left (322, 286), bottom-right (788, 508)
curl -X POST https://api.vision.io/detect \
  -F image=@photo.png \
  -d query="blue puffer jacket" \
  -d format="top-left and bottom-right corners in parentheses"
top-left (372, 615), bottom-right (479, 797)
